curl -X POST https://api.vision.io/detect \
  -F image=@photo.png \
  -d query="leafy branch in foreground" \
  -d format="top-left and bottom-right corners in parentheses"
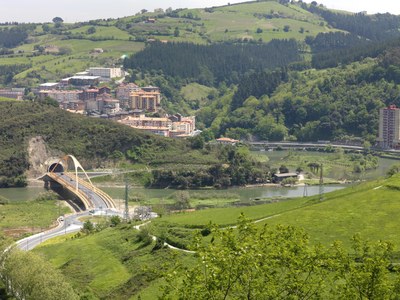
top-left (161, 214), bottom-right (400, 299)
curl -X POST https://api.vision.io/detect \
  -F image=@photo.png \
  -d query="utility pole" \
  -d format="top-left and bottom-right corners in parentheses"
top-left (319, 163), bottom-right (324, 201)
top-left (124, 182), bottom-right (129, 221)
top-left (303, 183), bottom-right (308, 197)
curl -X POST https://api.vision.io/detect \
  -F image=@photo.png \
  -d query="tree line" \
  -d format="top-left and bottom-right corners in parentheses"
top-left (303, 3), bottom-right (400, 41)
top-left (0, 25), bottom-right (35, 48)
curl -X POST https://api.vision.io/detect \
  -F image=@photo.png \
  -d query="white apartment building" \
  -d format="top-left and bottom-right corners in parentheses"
top-left (87, 67), bottom-right (123, 81)
top-left (377, 105), bottom-right (400, 149)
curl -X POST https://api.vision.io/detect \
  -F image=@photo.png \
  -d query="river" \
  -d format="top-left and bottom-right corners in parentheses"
top-left (0, 151), bottom-right (397, 203)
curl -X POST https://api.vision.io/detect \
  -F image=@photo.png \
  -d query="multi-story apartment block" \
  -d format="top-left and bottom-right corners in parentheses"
top-left (38, 90), bottom-right (82, 103)
top-left (115, 83), bottom-right (141, 108)
top-left (88, 67), bottom-right (123, 81)
top-left (128, 90), bottom-right (161, 112)
top-left (0, 88), bottom-right (24, 100)
top-left (118, 114), bottom-right (196, 138)
top-left (377, 105), bottom-right (400, 149)
top-left (80, 88), bottom-right (99, 101)
top-left (118, 115), bottom-right (171, 137)
top-left (96, 93), bottom-right (121, 114)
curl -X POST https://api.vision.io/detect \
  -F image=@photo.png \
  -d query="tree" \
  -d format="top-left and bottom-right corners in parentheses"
top-left (279, 164), bottom-right (289, 173)
top-left (283, 25), bottom-right (290, 32)
top-left (174, 191), bottom-right (190, 209)
top-left (162, 216), bottom-right (400, 299)
top-left (87, 26), bottom-right (96, 34)
top-left (110, 215), bottom-right (121, 227)
top-left (82, 220), bottom-right (95, 234)
top-left (174, 27), bottom-right (180, 37)
top-left (2, 249), bottom-right (79, 299)
top-left (52, 16), bottom-right (64, 23)
top-left (189, 135), bottom-right (205, 150)
top-left (162, 215), bottom-right (331, 299)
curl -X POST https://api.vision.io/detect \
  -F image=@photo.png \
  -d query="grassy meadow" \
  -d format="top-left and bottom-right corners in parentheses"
top-left (34, 223), bottom-right (194, 299)
top-left (0, 199), bottom-right (69, 238)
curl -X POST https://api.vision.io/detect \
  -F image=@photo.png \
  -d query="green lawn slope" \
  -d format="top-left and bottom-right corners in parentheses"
top-left (34, 224), bottom-right (193, 299)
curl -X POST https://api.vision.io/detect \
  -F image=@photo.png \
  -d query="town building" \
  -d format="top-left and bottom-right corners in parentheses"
top-left (377, 105), bottom-right (400, 149)
top-left (61, 100), bottom-right (85, 112)
top-left (118, 115), bottom-right (171, 137)
top-left (87, 67), bottom-right (123, 81)
top-left (216, 137), bottom-right (240, 145)
top-left (39, 82), bottom-right (59, 90)
top-left (60, 76), bottom-right (100, 87)
top-left (118, 114), bottom-right (196, 138)
top-left (272, 173), bottom-right (299, 184)
top-left (128, 90), bottom-right (161, 111)
top-left (115, 83), bottom-right (141, 108)
top-left (0, 88), bottom-right (24, 100)
top-left (96, 93), bottom-right (121, 115)
top-left (38, 90), bottom-right (82, 103)
top-left (169, 115), bottom-right (196, 138)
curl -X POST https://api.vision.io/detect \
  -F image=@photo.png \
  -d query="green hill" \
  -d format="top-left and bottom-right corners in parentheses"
top-left (0, 101), bottom-right (217, 187)
top-left (0, 0), bottom-right (349, 86)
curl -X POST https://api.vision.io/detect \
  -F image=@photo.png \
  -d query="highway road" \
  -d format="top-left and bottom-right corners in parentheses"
top-left (17, 172), bottom-right (121, 251)
top-left (57, 172), bottom-right (109, 210)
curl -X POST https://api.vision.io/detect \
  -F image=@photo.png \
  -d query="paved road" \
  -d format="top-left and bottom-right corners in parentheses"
top-left (57, 172), bottom-right (108, 210)
top-left (17, 173), bottom-right (121, 251)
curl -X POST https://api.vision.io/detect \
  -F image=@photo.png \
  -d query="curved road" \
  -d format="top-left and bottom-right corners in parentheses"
top-left (17, 173), bottom-right (120, 251)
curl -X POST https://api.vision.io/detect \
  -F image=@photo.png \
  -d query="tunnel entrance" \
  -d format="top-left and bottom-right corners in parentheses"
top-left (48, 163), bottom-right (64, 173)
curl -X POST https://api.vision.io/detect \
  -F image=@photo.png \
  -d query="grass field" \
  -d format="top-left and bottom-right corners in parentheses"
top-left (34, 223), bottom-right (194, 299)
top-left (0, 199), bottom-right (70, 238)
top-left (180, 82), bottom-right (215, 102)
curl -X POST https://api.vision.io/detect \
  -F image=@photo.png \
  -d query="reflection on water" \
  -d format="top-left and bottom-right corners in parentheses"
top-left (0, 184), bottom-right (345, 203)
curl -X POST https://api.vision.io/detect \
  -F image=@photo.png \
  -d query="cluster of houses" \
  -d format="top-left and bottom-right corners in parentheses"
top-left (33, 67), bottom-right (196, 138)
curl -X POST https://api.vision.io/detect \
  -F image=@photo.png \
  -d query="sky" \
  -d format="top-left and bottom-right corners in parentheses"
top-left (0, 0), bottom-right (399, 23)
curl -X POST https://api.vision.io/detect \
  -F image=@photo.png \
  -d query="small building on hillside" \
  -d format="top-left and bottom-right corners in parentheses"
top-left (216, 137), bottom-right (240, 145)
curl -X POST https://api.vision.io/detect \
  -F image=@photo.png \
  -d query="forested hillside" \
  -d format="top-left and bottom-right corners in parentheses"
top-left (196, 57), bottom-right (400, 142)
top-left (124, 40), bottom-right (299, 86)
top-left (0, 102), bottom-right (194, 187)
top-left (0, 102), bottom-right (270, 188)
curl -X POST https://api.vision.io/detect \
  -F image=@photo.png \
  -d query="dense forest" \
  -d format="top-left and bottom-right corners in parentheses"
top-left (196, 53), bottom-right (400, 142)
top-left (304, 3), bottom-right (400, 41)
top-left (124, 40), bottom-right (300, 86)
top-left (0, 26), bottom-right (31, 48)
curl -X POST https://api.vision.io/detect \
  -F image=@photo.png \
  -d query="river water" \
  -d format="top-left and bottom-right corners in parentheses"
top-left (0, 185), bottom-right (345, 203)
top-left (0, 151), bottom-right (397, 203)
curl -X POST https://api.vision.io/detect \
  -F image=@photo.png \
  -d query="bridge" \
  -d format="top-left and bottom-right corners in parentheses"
top-left (40, 155), bottom-right (116, 212)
